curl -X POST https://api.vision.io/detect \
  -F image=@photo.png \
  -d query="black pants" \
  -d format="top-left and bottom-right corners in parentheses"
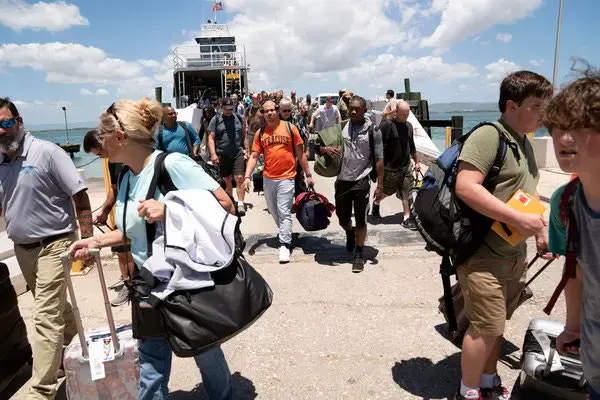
top-left (334, 177), bottom-right (370, 229)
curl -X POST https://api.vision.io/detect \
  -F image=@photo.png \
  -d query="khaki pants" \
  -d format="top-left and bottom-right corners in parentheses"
top-left (14, 233), bottom-right (78, 400)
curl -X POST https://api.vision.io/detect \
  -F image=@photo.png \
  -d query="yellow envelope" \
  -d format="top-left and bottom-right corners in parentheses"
top-left (491, 189), bottom-right (546, 246)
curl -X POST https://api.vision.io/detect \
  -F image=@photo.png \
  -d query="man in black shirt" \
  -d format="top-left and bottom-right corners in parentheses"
top-left (372, 101), bottom-right (420, 229)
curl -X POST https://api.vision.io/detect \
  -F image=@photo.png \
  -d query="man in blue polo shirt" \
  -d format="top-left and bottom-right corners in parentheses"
top-left (156, 106), bottom-right (201, 157)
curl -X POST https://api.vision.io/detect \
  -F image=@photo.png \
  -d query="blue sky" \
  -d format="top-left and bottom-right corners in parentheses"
top-left (0, 0), bottom-right (598, 125)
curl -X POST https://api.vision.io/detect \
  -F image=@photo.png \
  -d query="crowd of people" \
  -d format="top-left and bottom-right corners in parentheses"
top-left (0, 64), bottom-right (599, 400)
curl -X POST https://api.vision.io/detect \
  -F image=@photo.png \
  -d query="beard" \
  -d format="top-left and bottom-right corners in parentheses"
top-left (0, 124), bottom-right (25, 154)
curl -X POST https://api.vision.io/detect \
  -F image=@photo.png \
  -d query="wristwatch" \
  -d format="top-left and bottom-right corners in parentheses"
top-left (244, 176), bottom-right (251, 180)
top-left (306, 173), bottom-right (312, 178)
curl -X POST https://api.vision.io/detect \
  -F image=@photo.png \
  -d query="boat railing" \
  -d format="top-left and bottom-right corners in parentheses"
top-left (200, 23), bottom-right (230, 36)
top-left (173, 45), bottom-right (246, 70)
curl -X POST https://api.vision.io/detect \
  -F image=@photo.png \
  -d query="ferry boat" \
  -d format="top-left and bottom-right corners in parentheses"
top-left (172, 22), bottom-right (248, 108)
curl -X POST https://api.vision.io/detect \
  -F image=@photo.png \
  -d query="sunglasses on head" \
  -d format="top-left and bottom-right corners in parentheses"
top-left (0, 118), bottom-right (16, 129)
top-left (106, 103), bottom-right (126, 132)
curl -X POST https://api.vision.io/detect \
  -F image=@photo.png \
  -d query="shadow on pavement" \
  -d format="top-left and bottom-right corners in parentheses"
top-left (170, 371), bottom-right (257, 400)
top-left (367, 213), bottom-right (404, 226)
top-left (246, 232), bottom-right (380, 268)
top-left (391, 353), bottom-right (461, 399)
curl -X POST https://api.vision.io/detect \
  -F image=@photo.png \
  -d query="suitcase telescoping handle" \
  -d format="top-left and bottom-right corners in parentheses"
top-left (61, 249), bottom-right (120, 359)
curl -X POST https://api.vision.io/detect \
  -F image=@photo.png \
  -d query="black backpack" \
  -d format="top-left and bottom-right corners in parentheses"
top-left (410, 122), bottom-right (519, 332)
top-left (157, 121), bottom-right (225, 190)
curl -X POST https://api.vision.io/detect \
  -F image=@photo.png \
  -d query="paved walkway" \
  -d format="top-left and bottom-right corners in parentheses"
top-left (9, 163), bottom-right (571, 399)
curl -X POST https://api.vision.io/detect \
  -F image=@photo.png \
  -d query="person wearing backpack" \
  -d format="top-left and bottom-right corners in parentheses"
top-left (155, 106), bottom-right (201, 157)
top-left (316, 95), bottom-right (384, 273)
top-left (544, 70), bottom-right (600, 400)
top-left (68, 98), bottom-right (235, 400)
top-left (207, 97), bottom-right (248, 216)
top-left (241, 100), bottom-right (314, 264)
top-left (453, 71), bottom-right (553, 400)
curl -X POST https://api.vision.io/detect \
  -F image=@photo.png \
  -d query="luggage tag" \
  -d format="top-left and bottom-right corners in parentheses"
top-left (532, 329), bottom-right (564, 372)
top-left (88, 340), bottom-right (106, 381)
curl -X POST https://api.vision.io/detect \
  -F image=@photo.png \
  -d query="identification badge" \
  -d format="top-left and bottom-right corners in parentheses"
top-left (88, 340), bottom-right (106, 381)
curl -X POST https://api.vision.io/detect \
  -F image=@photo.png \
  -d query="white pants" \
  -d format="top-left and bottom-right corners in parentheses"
top-left (263, 177), bottom-right (295, 246)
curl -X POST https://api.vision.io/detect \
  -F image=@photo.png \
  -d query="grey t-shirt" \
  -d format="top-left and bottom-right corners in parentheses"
top-left (574, 188), bottom-right (600, 389)
top-left (314, 105), bottom-right (341, 133)
top-left (337, 117), bottom-right (383, 182)
top-left (208, 113), bottom-right (244, 157)
top-left (0, 134), bottom-right (86, 244)
top-left (549, 184), bottom-right (600, 389)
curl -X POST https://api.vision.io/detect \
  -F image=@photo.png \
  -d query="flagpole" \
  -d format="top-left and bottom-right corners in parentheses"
top-left (214, 0), bottom-right (217, 23)
top-left (552, 0), bottom-right (564, 91)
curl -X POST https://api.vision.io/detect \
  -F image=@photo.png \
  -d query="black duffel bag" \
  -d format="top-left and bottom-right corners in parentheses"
top-left (156, 255), bottom-right (273, 357)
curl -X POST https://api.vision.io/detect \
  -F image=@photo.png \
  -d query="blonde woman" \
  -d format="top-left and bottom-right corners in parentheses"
top-left (68, 98), bottom-right (234, 400)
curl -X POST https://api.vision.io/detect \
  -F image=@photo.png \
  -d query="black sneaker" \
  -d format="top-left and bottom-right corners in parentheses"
top-left (371, 203), bottom-right (381, 217)
top-left (345, 228), bottom-right (356, 252)
top-left (402, 217), bottom-right (417, 231)
top-left (352, 253), bottom-right (365, 273)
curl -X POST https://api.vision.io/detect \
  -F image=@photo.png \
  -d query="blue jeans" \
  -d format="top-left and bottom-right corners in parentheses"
top-left (138, 338), bottom-right (232, 400)
top-left (590, 385), bottom-right (600, 400)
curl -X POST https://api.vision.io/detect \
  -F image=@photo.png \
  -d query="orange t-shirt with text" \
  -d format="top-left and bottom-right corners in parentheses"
top-left (252, 121), bottom-right (302, 180)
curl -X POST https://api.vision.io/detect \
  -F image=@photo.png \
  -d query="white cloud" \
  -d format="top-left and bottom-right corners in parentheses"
top-left (485, 58), bottom-right (520, 85)
top-left (0, 0), bottom-right (88, 32)
top-left (219, 0), bottom-right (420, 89)
top-left (529, 59), bottom-right (544, 67)
top-left (13, 99), bottom-right (72, 108)
top-left (338, 54), bottom-right (478, 85)
top-left (421, 0), bottom-right (542, 48)
top-left (138, 59), bottom-right (161, 69)
top-left (496, 33), bottom-right (512, 43)
top-left (80, 88), bottom-right (109, 96)
top-left (0, 43), bottom-right (143, 84)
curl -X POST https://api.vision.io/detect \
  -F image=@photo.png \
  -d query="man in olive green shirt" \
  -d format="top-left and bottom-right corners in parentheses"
top-left (453, 71), bottom-right (553, 400)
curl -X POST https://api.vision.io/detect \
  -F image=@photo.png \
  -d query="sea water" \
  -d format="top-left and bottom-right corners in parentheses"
top-left (30, 111), bottom-right (548, 180)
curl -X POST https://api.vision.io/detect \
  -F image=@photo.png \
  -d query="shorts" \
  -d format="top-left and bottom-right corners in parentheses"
top-left (457, 254), bottom-right (527, 337)
top-left (218, 152), bottom-right (245, 178)
top-left (334, 177), bottom-right (370, 229)
top-left (383, 166), bottom-right (413, 199)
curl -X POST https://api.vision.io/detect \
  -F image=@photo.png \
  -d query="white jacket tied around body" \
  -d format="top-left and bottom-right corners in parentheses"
top-left (142, 189), bottom-right (237, 301)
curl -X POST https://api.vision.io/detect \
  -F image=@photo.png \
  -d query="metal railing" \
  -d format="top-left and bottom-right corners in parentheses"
top-left (173, 45), bottom-right (246, 70)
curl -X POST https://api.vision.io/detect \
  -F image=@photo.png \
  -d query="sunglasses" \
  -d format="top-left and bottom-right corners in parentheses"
top-left (106, 103), bottom-right (126, 132)
top-left (281, 109), bottom-right (292, 113)
top-left (0, 118), bottom-right (16, 129)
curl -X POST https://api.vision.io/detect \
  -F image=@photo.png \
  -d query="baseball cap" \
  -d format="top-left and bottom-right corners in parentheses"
top-left (223, 97), bottom-right (234, 110)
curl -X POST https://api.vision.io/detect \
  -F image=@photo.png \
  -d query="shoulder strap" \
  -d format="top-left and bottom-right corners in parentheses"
top-left (285, 121), bottom-right (295, 153)
top-left (368, 123), bottom-right (375, 164)
top-left (544, 178), bottom-right (581, 315)
top-left (117, 164), bottom-right (131, 190)
top-left (157, 126), bottom-right (165, 151)
top-left (178, 121), bottom-right (194, 158)
top-left (144, 152), bottom-right (177, 256)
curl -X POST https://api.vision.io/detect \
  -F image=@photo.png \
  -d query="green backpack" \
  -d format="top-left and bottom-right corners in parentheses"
top-left (314, 122), bottom-right (345, 178)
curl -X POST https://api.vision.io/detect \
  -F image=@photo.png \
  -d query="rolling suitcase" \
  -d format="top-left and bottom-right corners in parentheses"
top-left (519, 318), bottom-right (588, 399)
top-left (61, 250), bottom-right (139, 399)
top-left (0, 262), bottom-right (32, 395)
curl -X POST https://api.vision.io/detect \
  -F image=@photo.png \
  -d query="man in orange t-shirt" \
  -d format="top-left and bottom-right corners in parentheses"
top-left (242, 100), bottom-right (314, 263)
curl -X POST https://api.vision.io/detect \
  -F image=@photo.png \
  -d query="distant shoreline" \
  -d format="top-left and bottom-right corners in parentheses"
top-left (29, 127), bottom-right (95, 134)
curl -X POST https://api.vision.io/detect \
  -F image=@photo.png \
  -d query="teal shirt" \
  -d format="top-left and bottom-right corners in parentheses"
top-left (115, 151), bottom-right (219, 267)
top-left (548, 184), bottom-right (568, 255)
top-left (155, 122), bottom-right (201, 155)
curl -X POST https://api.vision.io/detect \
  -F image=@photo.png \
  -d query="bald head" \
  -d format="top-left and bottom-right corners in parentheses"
top-left (395, 100), bottom-right (410, 122)
top-left (162, 106), bottom-right (177, 127)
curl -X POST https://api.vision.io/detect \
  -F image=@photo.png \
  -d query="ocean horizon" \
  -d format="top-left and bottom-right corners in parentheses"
top-left (30, 109), bottom-right (548, 180)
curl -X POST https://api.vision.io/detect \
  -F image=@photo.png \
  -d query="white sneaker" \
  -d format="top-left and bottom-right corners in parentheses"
top-left (279, 245), bottom-right (291, 264)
